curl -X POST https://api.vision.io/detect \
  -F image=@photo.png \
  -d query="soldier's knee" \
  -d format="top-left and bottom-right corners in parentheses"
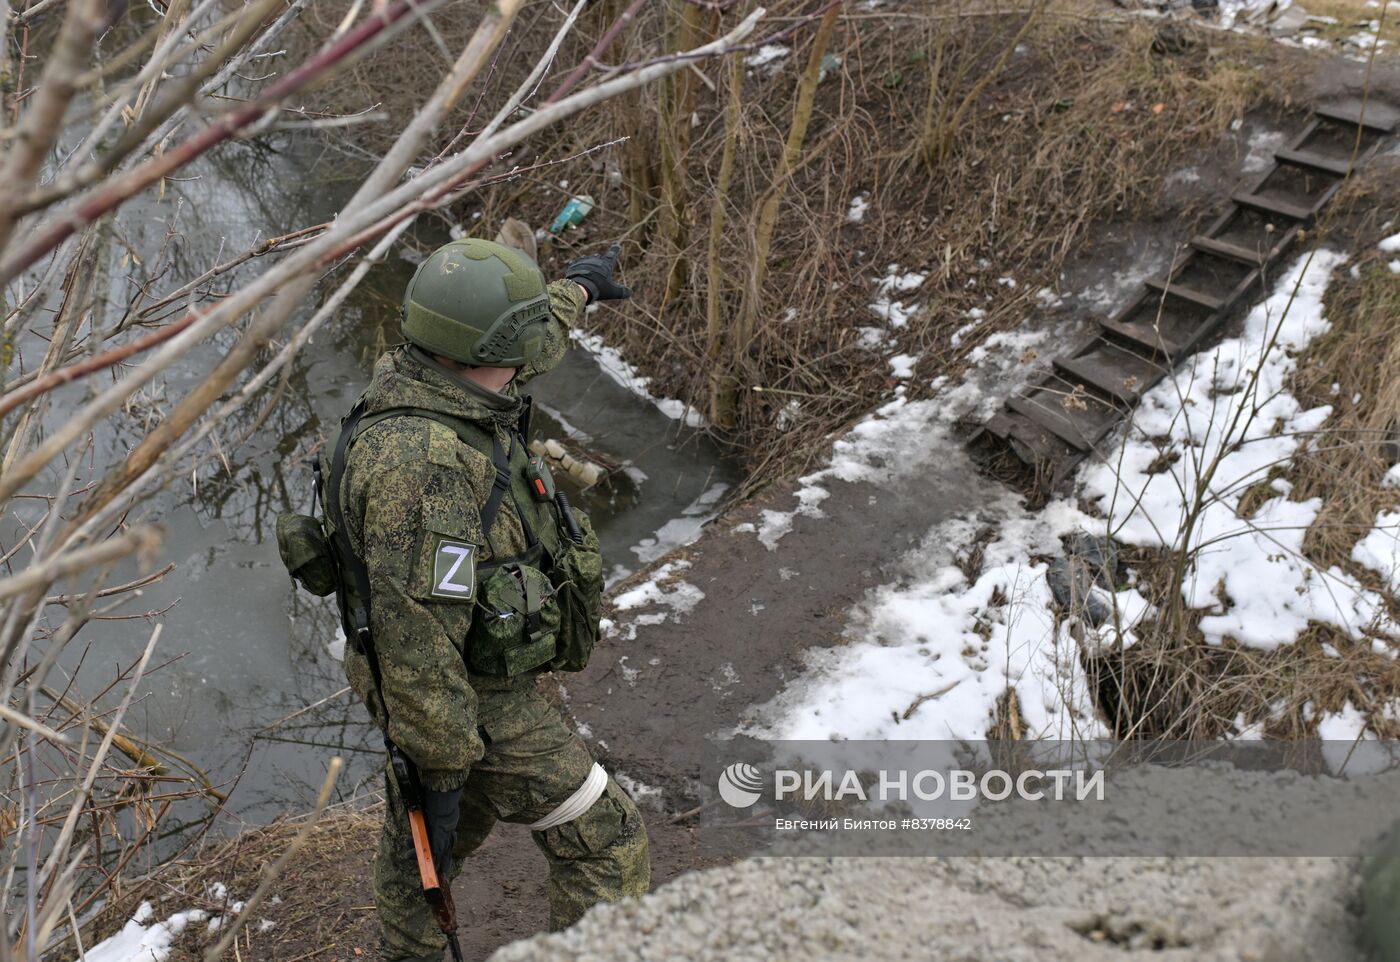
top-left (537, 779), bottom-right (650, 930)
top-left (538, 778), bottom-right (648, 873)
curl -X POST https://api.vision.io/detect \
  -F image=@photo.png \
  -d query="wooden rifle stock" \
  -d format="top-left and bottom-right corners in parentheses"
top-left (394, 744), bottom-right (464, 961)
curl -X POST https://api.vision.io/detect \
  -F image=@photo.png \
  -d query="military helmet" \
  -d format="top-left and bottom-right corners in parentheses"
top-left (401, 238), bottom-right (551, 368)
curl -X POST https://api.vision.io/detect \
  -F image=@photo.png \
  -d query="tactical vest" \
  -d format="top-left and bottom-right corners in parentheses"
top-left (275, 396), bottom-right (603, 680)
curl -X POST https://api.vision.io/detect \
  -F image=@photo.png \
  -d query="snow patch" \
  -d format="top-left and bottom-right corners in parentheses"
top-left (1242, 128), bottom-right (1287, 173)
top-left (1219, 0), bottom-right (1293, 28)
top-left (856, 326), bottom-right (893, 351)
top-left (889, 354), bottom-right (918, 379)
top-left (745, 44), bottom-right (789, 68)
top-left (757, 486), bottom-right (829, 550)
top-left (868, 265), bottom-right (926, 328)
top-left (76, 903), bottom-right (211, 962)
top-left (569, 329), bottom-right (705, 427)
top-left (614, 771), bottom-right (663, 806)
top-left (1352, 510), bottom-right (1400, 590)
top-left (631, 482), bottom-right (729, 565)
top-left (607, 560), bottom-right (705, 642)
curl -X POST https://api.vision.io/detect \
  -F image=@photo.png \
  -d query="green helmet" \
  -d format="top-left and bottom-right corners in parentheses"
top-left (401, 238), bottom-right (550, 367)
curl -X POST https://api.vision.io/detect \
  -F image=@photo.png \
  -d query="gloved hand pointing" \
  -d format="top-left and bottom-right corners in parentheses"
top-left (564, 244), bottom-right (632, 303)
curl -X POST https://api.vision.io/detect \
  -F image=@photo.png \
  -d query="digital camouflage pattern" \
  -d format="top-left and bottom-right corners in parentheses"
top-left (337, 278), bottom-right (650, 960)
top-left (339, 278), bottom-right (586, 788)
top-left (376, 682), bottom-right (649, 959)
top-left (1364, 820), bottom-right (1400, 961)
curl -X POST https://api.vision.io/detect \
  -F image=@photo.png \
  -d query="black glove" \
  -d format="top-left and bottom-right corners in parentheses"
top-left (564, 244), bottom-right (632, 302)
top-left (422, 787), bottom-right (461, 878)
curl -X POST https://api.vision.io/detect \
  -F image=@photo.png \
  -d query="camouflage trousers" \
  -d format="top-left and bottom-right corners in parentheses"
top-left (375, 679), bottom-right (650, 961)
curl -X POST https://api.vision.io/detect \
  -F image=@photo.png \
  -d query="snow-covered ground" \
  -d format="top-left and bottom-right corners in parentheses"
top-left (748, 246), bottom-right (1400, 745)
top-left (601, 558), bottom-right (707, 644)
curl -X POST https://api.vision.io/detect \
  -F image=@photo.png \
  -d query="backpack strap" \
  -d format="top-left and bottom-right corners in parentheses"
top-left (478, 427), bottom-right (516, 551)
top-left (320, 397), bottom-right (381, 698)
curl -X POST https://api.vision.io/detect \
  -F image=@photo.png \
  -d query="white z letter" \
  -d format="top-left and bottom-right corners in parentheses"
top-left (437, 544), bottom-right (473, 593)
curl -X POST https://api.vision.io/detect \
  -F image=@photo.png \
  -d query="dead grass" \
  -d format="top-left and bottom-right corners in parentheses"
top-left (1085, 563), bottom-right (1400, 741)
top-left (292, 1), bottom-right (1304, 491)
top-left (1292, 179), bottom-right (1400, 574)
top-left (84, 808), bottom-right (382, 962)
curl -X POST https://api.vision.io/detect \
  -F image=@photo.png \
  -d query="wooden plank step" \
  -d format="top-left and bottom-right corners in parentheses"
top-left (1054, 343), bottom-right (1165, 406)
top-left (1007, 395), bottom-right (1092, 452)
top-left (983, 410), bottom-right (1063, 466)
top-left (1315, 99), bottom-right (1400, 134)
top-left (1231, 191), bottom-right (1314, 224)
top-left (1273, 147), bottom-right (1353, 178)
top-left (1007, 379), bottom-right (1119, 453)
top-left (1190, 235), bottom-right (1269, 266)
top-left (1144, 277), bottom-right (1225, 312)
top-left (980, 412), bottom-right (1017, 443)
top-left (1099, 314), bottom-right (1184, 359)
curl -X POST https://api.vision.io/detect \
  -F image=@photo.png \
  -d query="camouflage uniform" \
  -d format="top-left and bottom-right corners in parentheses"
top-left (339, 280), bottom-right (649, 961)
top-left (1364, 821), bottom-right (1400, 961)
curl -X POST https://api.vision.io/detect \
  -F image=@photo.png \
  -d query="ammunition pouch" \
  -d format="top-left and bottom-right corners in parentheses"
top-left (275, 512), bottom-right (339, 597)
top-left (548, 506), bottom-right (603, 673)
top-left (468, 551), bottom-right (561, 677)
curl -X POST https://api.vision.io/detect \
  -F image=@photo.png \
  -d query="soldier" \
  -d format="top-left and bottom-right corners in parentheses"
top-left (330, 238), bottom-right (648, 961)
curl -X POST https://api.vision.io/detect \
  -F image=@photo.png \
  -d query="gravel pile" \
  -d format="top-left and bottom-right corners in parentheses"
top-left (489, 854), bottom-right (1367, 961)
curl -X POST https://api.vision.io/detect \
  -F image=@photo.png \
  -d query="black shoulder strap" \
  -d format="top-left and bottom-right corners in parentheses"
top-left (518, 394), bottom-right (533, 443)
top-left (478, 428), bottom-right (514, 548)
top-left (324, 397), bottom-right (375, 643)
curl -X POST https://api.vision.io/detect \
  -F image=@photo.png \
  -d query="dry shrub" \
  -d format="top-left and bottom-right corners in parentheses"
top-left (292, 1), bottom-right (1300, 485)
top-left (1291, 177), bottom-right (1400, 574)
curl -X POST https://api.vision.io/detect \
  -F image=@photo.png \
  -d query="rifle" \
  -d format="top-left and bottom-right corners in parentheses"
top-left (318, 404), bottom-right (466, 961)
top-left (390, 740), bottom-right (465, 962)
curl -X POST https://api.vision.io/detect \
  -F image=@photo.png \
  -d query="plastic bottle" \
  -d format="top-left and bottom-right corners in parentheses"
top-left (549, 194), bottom-right (595, 233)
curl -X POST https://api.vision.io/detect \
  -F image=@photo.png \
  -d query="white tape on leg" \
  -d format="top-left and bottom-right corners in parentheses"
top-left (528, 762), bottom-right (609, 831)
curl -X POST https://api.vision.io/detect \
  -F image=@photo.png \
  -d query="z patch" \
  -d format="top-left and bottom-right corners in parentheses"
top-left (427, 537), bottom-right (477, 601)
